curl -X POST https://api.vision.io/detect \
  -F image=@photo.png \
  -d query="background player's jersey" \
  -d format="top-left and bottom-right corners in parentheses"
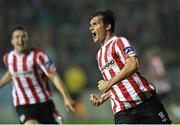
top-left (96, 36), bottom-right (155, 114)
top-left (3, 48), bottom-right (55, 106)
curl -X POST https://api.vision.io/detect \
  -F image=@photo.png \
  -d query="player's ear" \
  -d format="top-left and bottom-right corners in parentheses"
top-left (106, 24), bottom-right (111, 31)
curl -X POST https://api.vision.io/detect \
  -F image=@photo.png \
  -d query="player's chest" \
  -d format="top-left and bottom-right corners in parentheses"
top-left (8, 54), bottom-right (35, 77)
top-left (97, 47), bottom-right (118, 72)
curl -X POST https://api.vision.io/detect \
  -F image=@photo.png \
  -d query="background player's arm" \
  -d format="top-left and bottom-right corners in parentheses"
top-left (0, 71), bottom-right (11, 88)
top-left (48, 71), bottom-right (75, 112)
top-left (98, 56), bottom-right (139, 93)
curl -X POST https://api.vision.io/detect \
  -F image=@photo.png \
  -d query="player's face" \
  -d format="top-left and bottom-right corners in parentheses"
top-left (11, 30), bottom-right (29, 54)
top-left (89, 16), bottom-right (107, 43)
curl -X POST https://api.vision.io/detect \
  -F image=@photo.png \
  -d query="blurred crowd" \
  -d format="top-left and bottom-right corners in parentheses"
top-left (0, 0), bottom-right (180, 89)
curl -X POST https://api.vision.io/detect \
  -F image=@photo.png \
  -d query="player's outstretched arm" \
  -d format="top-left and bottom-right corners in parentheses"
top-left (0, 71), bottom-right (11, 88)
top-left (48, 71), bottom-right (75, 112)
top-left (90, 91), bottom-right (110, 107)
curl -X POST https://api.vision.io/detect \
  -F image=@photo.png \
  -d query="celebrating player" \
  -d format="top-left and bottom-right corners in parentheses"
top-left (89, 9), bottom-right (171, 124)
top-left (0, 26), bottom-right (75, 124)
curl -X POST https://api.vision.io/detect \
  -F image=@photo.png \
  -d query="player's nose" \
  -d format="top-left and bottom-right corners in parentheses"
top-left (89, 25), bottom-right (93, 31)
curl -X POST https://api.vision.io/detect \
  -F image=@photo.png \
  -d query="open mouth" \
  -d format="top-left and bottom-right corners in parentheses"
top-left (92, 32), bottom-right (97, 39)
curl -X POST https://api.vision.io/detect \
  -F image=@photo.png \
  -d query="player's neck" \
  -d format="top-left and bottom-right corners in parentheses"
top-left (103, 32), bottom-right (113, 45)
top-left (15, 48), bottom-right (30, 55)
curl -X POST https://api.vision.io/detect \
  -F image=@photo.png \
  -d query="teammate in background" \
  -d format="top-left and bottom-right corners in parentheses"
top-left (89, 9), bottom-right (171, 124)
top-left (142, 48), bottom-right (172, 100)
top-left (0, 26), bottom-right (75, 124)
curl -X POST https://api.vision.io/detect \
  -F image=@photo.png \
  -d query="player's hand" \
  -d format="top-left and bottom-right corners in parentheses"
top-left (64, 98), bottom-right (75, 112)
top-left (90, 93), bottom-right (104, 106)
top-left (98, 80), bottom-right (111, 93)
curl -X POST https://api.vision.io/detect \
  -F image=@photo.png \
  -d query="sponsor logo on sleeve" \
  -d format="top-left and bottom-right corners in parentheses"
top-left (123, 47), bottom-right (134, 54)
top-left (44, 60), bottom-right (55, 70)
top-left (123, 47), bottom-right (136, 56)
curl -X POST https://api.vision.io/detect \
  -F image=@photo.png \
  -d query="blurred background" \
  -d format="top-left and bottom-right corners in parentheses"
top-left (0, 0), bottom-right (180, 124)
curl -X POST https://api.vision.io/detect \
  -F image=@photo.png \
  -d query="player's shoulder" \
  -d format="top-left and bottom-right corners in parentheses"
top-left (115, 36), bottom-right (131, 46)
top-left (3, 50), bottom-right (14, 58)
top-left (3, 50), bottom-right (13, 63)
top-left (32, 48), bottom-right (46, 55)
top-left (116, 36), bottom-right (129, 42)
top-left (33, 48), bottom-right (43, 52)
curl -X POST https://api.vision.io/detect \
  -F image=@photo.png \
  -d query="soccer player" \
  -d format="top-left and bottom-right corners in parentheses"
top-left (89, 9), bottom-right (171, 124)
top-left (0, 26), bottom-right (75, 124)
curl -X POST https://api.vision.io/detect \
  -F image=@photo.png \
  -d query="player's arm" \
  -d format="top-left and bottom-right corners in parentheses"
top-left (37, 51), bottom-right (75, 112)
top-left (109, 56), bottom-right (139, 86)
top-left (0, 71), bottom-right (12, 88)
top-left (90, 91), bottom-right (110, 106)
top-left (48, 71), bottom-right (75, 112)
top-left (98, 56), bottom-right (139, 93)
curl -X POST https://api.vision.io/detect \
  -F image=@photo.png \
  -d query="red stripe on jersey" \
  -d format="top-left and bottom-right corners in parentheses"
top-left (44, 76), bottom-right (52, 96)
top-left (102, 72), bottom-right (107, 81)
top-left (22, 55), bottom-right (27, 71)
top-left (13, 55), bottom-right (17, 72)
top-left (15, 87), bottom-right (20, 105)
top-left (137, 72), bottom-right (154, 92)
top-left (102, 72), bottom-right (108, 81)
top-left (23, 55), bottom-right (41, 103)
top-left (98, 49), bottom-right (102, 67)
top-left (111, 41), bottom-right (124, 69)
top-left (13, 54), bottom-right (30, 104)
top-left (39, 55), bottom-right (44, 65)
top-left (116, 38), bottom-right (129, 60)
top-left (104, 42), bottom-right (111, 62)
top-left (110, 88), bottom-right (118, 112)
top-left (33, 50), bottom-right (49, 100)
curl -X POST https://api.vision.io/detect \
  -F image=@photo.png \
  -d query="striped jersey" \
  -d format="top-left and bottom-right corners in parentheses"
top-left (3, 48), bottom-right (55, 106)
top-left (96, 36), bottom-right (155, 114)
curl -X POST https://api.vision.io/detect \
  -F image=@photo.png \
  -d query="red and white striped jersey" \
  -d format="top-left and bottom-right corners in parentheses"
top-left (3, 48), bottom-right (55, 106)
top-left (96, 36), bottom-right (155, 114)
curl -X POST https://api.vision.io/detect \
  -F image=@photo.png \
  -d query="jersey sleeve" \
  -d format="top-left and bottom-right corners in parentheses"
top-left (37, 51), bottom-right (56, 76)
top-left (115, 37), bottom-right (136, 60)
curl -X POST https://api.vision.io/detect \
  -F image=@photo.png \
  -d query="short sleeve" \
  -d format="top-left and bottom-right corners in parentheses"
top-left (37, 51), bottom-right (56, 76)
top-left (115, 37), bottom-right (136, 60)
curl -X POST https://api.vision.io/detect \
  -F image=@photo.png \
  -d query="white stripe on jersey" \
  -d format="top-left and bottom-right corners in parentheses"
top-left (96, 36), bottom-right (155, 114)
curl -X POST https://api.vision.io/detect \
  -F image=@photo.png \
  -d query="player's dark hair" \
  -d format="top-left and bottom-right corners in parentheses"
top-left (11, 25), bottom-right (28, 36)
top-left (91, 9), bottom-right (115, 33)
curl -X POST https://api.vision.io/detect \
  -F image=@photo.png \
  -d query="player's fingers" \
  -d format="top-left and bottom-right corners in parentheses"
top-left (98, 80), bottom-right (103, 84)
top-left (98, 84), bottom-right (101, 90)
top-left (90, 94), bottom-right (95, 98)
top-left (91, 99), bottom-right (97, 106)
